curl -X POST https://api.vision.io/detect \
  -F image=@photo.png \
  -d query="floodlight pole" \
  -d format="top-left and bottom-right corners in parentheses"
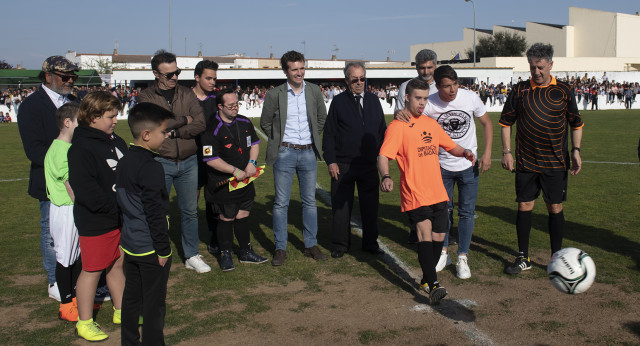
top-left (465, 0), bottom-right (476, 67)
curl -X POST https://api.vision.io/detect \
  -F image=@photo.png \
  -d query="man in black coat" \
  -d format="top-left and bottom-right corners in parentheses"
top-left (322, 62), bottom-right (387, 258)
top-left (18, 56), bottom-right (78, 301)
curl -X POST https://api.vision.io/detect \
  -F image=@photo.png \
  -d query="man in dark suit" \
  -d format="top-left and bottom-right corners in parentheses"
top-left (260, 51), bottom-right (328, 266)
top-left (322, 62), bottom-right (387, 258)
top-left (18, 56), bottom-right (79, 301)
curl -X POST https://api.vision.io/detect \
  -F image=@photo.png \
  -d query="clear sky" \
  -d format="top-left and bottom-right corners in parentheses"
top-left (4, 0), bottom-right (638, 69)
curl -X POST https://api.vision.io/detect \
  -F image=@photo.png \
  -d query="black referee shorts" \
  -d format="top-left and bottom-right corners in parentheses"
top-left (405, 201), bottom-right (449, 234)
top-left (515, 170), bottom-right (567, 204)
top-left (211, 199), bottom-right (254, 219)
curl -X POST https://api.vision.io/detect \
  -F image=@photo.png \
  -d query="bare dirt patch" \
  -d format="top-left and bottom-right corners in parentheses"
top-left (7, 274), bottom-right (43, 287)
top-left (176, 263), bottom-right (639, 345)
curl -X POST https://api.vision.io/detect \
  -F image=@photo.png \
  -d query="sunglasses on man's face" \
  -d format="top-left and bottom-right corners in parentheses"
top-left (157, 68), bottom-right (182, 79)
top-left (53, 73), bottom-right (78, 82)
top-left (350, 77), bottom-right (366, 84)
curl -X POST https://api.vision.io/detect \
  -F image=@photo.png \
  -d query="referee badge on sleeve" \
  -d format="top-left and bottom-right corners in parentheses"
top-left (203, 146), bottom-right (212, 157)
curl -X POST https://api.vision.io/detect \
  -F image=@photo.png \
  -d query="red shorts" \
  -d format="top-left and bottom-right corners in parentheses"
top-left (79, 229), bottom-right (122, 271)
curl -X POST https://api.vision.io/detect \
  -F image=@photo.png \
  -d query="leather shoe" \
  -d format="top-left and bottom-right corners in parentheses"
top-left (304, 246), bottom-right (328, 261)
top-left (331, 249), bottom-right (345, 258)
top-left (364, 247), bottom-right (384, 255)
top-left (272, 249), bottom-right (287, 266)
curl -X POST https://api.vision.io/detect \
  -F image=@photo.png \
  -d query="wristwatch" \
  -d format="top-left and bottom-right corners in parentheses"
top-left (249, 159), bottom-right (257, 167)
top-left (571, 147), bottom-right (581, 153)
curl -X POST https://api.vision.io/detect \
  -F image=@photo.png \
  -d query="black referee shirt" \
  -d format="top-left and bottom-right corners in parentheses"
top-left (499, 76), bottom-right (583, 172)
top-left (200, 114), bottom-right (260, 203)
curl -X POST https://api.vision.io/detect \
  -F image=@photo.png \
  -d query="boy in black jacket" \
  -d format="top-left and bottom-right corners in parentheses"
top-left (116, 103), bottom-right (174, 346)
top-left (68, 91), bottom-right (127, 342)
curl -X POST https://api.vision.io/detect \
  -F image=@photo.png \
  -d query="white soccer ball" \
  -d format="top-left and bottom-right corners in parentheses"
top-left (547, 247), bottom-right (596, 294)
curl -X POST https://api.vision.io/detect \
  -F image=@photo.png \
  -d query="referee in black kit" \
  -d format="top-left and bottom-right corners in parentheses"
top-left (499, 43), bottom-right (584, 275)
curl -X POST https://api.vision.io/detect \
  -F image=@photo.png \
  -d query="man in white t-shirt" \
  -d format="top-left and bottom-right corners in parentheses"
top-left (395, 49), bottom-right (439, 115)
top-left (396, 65), bottom-right (493, 279)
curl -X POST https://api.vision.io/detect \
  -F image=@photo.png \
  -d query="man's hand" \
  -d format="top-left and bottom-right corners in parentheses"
top-left (380, 176), bottom-right (393, 192)
top-left (570, 151), bottom-right (582, 176)
top-left (328, 163), bottom-right (340, 180)
top-left (158, 256), bottom-right (168, 267)
top-left (394, 109), bottom-right (412, 123)
top-left (244, 163), bottom-right (257, 178)
top-left (464, 150), bottom-right (477, 166)
top-left (234, 169), bottom-right (248, 181)
top-left (185, 115), bottom-right (193, 124)
top-left (479, 152), bottom-right (492, 173)
top-left (501, 153), bottom-right (514, 172)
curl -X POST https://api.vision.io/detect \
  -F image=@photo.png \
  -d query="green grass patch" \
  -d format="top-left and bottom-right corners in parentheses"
top-left (1, 110), bottom-right (639, 343)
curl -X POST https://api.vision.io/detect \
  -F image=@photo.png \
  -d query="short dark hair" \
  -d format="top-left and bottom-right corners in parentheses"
top-left (527, 43), bottom-right (554, 63)
top-left (194, 60), bottom-right (219, 77)
top-left (433, 65), bottom-right (458, 86)
top-left (128, 102), bottom-right (174, 139)
top-left (55, 102), bottom-right (80, 130)
top-left (406, 78), bottom-right (429, 97)
top-left (151, 49), bottom-right (176, 71)
top-left (280, 51), bottom-right (305, 71)
top-left (216, 88), bottom-right (236, 109)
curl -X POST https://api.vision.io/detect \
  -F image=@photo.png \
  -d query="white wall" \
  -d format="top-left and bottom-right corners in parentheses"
top-left (525, 22), bottom-right (569, 57)
top-left (569, 7), bottom-right (617, 57)
top-left (616, 13), bottom-right (640, 57)
top-left (307, 60), bottom-right (345, 69)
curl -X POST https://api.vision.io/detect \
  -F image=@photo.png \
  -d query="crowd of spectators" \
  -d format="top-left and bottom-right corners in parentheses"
top-left (2, 72), bottom-right (639, 119)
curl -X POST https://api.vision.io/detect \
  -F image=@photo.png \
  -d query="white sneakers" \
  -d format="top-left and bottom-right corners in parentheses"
top-left (48, 282), bottom-right (61, 302)
top-left (435, 251), bottom-right (452, 272)
top-left (435, 251), bottom-right (472, 279)
top-left (185, 254), bottom-right (211, 273)
top-left (456, 255), bottom-right (471, 279)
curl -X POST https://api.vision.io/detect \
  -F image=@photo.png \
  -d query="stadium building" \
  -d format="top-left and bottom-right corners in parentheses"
top-left (410, 6), bottom-right (640, 75)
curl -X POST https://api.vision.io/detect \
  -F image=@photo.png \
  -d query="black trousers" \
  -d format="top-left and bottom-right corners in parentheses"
top-left (122, 252), bottom-right (172, 346)
top-left (330, 162), bottom-right (380, 251)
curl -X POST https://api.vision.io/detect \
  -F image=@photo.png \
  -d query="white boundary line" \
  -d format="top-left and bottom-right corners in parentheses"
top-left (490, 158), bottom-right (639, 165)
top-left (0, 178), bottom-right (28, 183)
top-left (254, 125), bottom-right (495, 345)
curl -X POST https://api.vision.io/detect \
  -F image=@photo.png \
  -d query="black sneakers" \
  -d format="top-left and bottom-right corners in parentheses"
top-left (220, 250), bottom-right (235, 272)
top-left (238, 246), bottom-right (268, 264)
top-left (505, 256), bottom-right (532, 275)
top-left (429, 283), bottom-right (448, 305)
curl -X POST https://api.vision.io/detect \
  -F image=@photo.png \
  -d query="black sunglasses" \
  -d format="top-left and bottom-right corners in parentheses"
top-left (350, 77), bottom-right (366, 84)
top-left (52, 72), bottom-right (78, 82)
top-left (157, 68), bottom-right (181, 79)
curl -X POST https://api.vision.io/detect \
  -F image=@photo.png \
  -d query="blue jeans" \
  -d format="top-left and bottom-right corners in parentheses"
top-left (441, 164), bottom-right (479, 255)
top-left (39, 200), bottom-right (57, 284)
top-left (272, 146), bottom-right (318, 251)
top-left (156, 155), bottom-right (200, 259)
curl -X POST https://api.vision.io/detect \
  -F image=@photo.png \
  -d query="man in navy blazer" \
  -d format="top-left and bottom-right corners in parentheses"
top-left (18, 56), bottom-right (79, 301)
top-left (322, 62), bottom-right (387, 258)
top-left (260, 51), bottom-right (328, 266)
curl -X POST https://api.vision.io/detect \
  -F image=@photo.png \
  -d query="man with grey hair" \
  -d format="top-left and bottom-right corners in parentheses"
top-left (322, 61), bottom-right (387, 258)
top-left (18, 56), bottom-right (79, 301)
top-left (395, 49), bottom-right (439, 114)
top-left (500, 43), bottom-right (583, 275)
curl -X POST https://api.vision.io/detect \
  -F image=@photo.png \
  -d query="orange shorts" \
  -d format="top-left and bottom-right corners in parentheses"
top-left (79, 229), bottom-right (121, 271)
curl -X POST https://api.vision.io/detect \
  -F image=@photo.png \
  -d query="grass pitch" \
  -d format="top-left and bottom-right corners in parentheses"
top-left (0, 109), bottom-right (638, 344)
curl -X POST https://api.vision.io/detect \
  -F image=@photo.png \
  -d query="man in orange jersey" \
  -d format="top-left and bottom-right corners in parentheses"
top-left (378, 78), bottom-right (475, 304)
top-left (500, 43), bottom-right (584, 275)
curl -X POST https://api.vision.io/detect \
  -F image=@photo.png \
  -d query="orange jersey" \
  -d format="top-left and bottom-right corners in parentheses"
top-left (379, 116), bottom-right (457, 212)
